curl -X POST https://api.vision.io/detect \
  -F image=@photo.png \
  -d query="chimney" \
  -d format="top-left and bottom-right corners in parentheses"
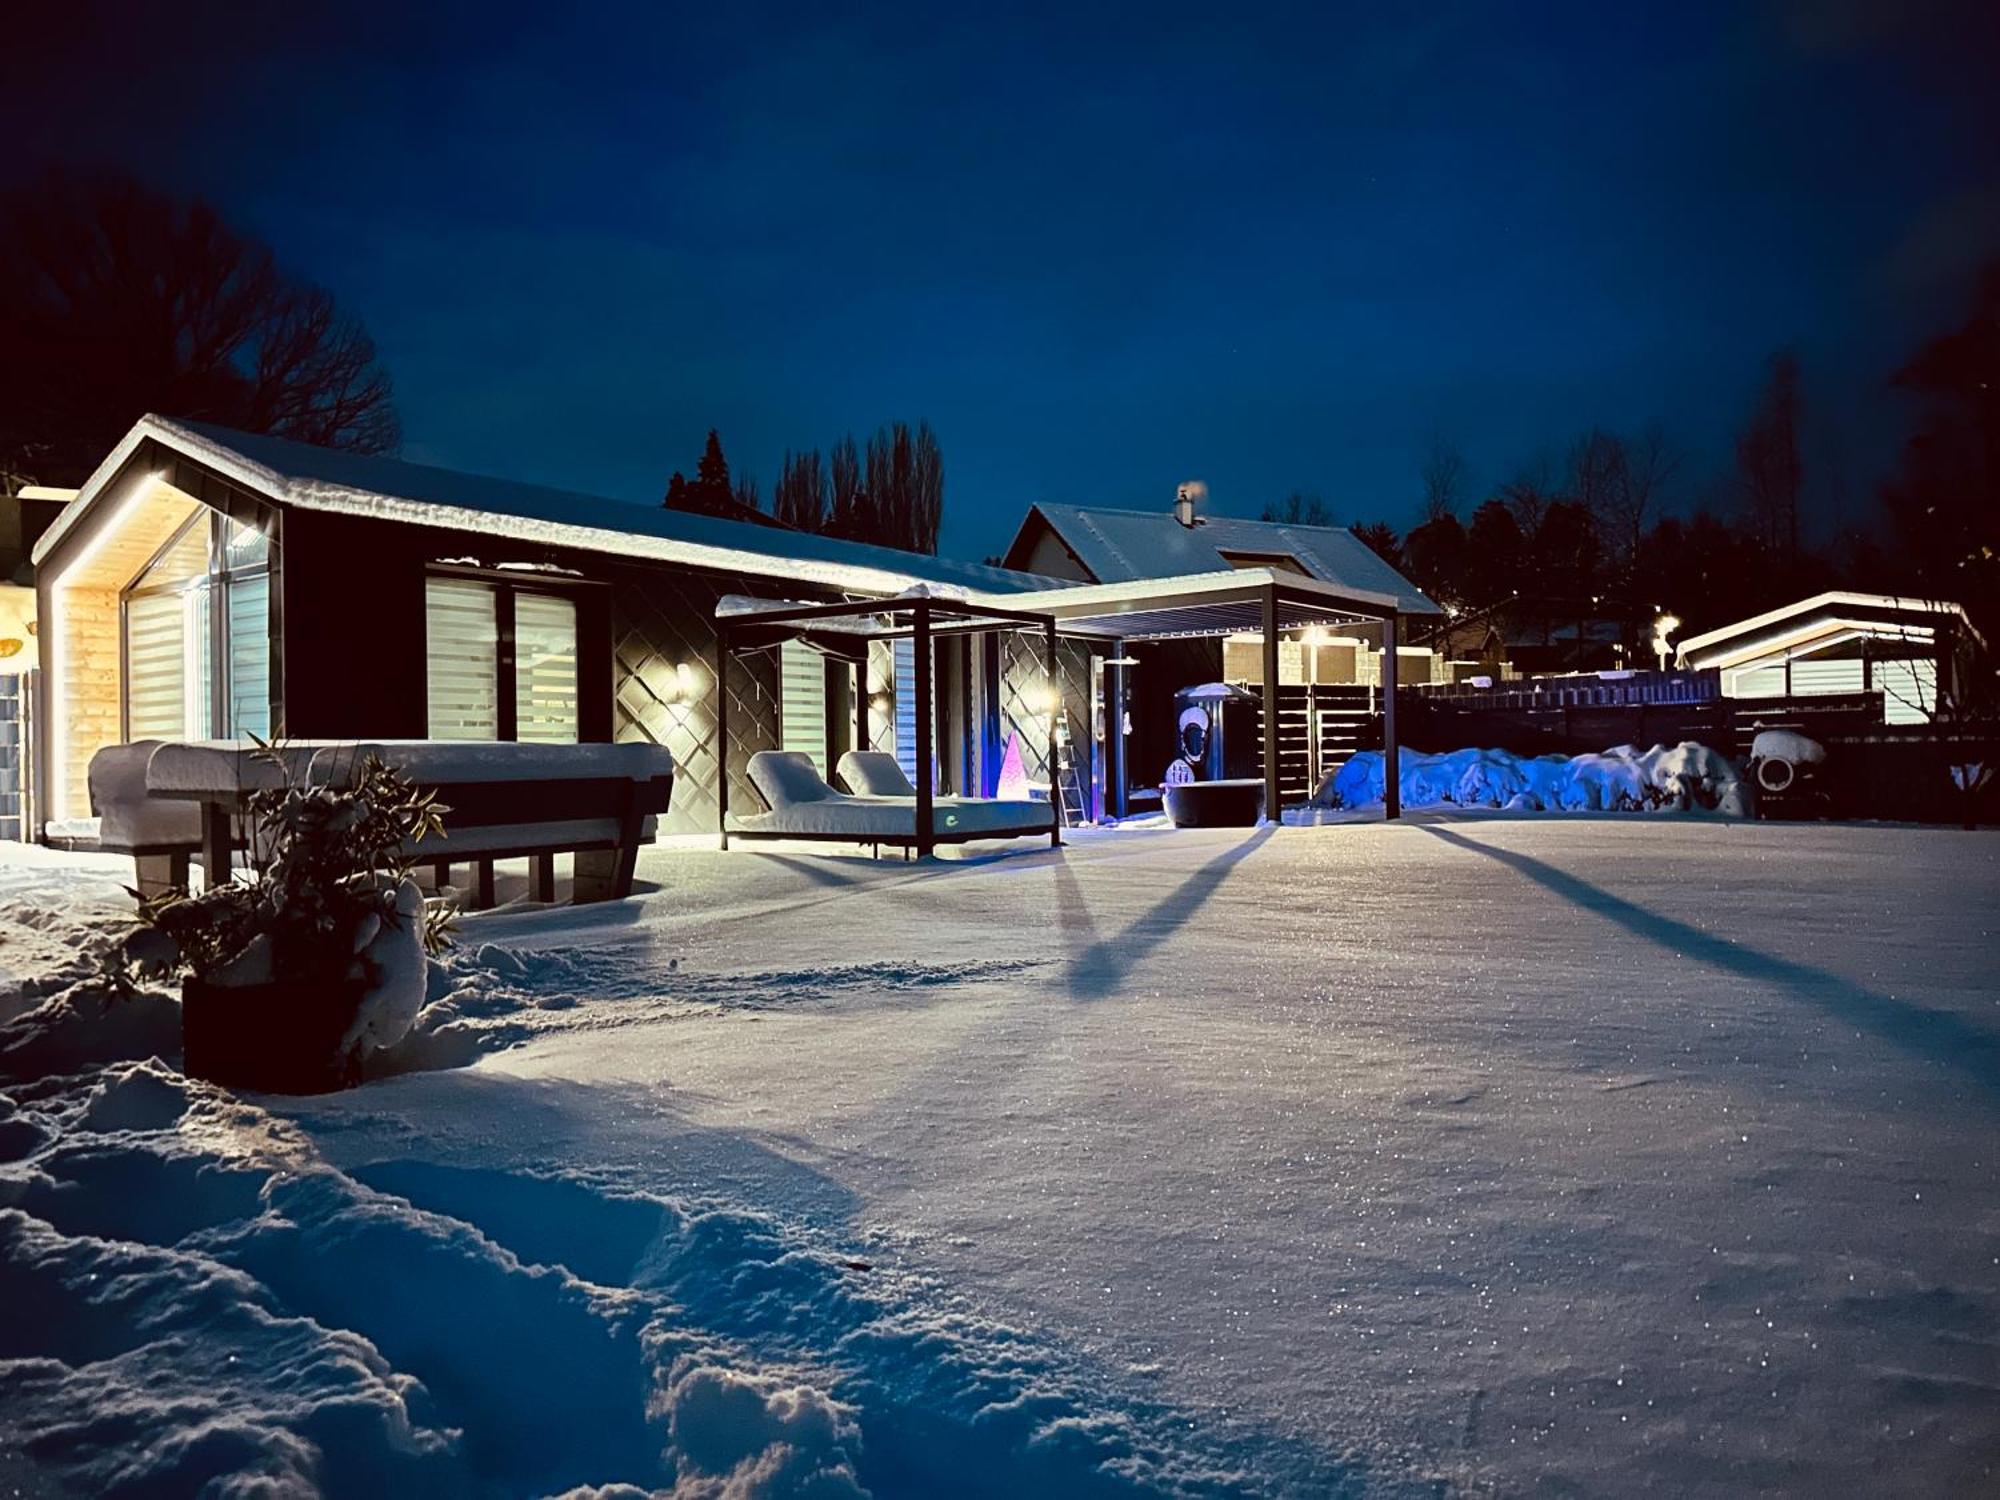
top-left (1173, 480), bottom-right (1206, 528)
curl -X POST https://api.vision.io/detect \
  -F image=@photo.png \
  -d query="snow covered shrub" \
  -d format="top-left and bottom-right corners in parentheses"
top-left (1332, 742), bottom-right (1747, 816)
top-left (127, 744), bottom-right (455, 1089)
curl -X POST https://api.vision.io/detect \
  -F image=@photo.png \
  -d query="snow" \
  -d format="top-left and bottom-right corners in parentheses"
top-left (1330, 741), bottom-right (1744, 814)
top-left (143, 737), bottom-right (674, 792)
top-left (1750, 729), bottom-right (1828, 767)
top-left (736, 751), bottom-right (1051, 837)
top-left (85, 740), bottom-right (201, 848)
top-left (3, 819), bottom-right (1998, 1496)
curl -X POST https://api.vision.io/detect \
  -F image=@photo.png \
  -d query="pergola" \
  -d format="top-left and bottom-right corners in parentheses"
top-left (964, 567), bottom-right (1410, 822)
top-left (714, 592), bottom-right (1065, 856)
top-left (717, 567), bottom-right (1412, 849)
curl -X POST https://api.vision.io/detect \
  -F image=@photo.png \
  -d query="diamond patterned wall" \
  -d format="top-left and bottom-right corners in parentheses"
top-left (998, 632), bottom-right (1093, 789)
top-left (607, 562), bottom-right (841, 836)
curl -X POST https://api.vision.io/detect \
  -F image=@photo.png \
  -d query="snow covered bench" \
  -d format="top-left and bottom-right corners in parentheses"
top-left (726, 750), bottom-right (1052, 855)
top-left (96, 739), bottom-right (674, 906)
top-left (88, 741), bottom-right (207, 897)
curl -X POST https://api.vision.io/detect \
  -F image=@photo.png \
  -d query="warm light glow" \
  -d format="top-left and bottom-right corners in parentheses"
top-left (671, 662), bottom-right (698, 702)
top-left (1026, 684), bottom-right (1059, 716)
top-left (1300, 626), bottom-right (1329, 647)
top-left (46, 479), bottom-right (160, 821)
top-left (1652, 613), bottom-right (1681, 671)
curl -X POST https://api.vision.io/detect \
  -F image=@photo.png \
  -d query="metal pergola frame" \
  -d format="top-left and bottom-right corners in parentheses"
top-left (715, 594), bottom-right (1066, 857)
top-left (966, 570), bottom-right (1410, 823)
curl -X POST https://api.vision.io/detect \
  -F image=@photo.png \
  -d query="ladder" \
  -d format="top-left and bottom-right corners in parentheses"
top-left (1053, 712), bottom-right (1089, 827)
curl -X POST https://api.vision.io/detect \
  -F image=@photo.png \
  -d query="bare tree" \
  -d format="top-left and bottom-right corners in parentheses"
top-left (911, 420), bottom-right (943, 555)
top-left (773, 448), bottom-right (828, 531)
top-left (1736, 351), bottom-right (1805, 569)
top-left (1617, 425), bottom-right (1682, 561)
top-left (1564, 425), bottom-right (1683, 572)
top-left (1261, 491), bottom-right (1334, 526)
top-left (0, 168), bottom-right (398, 484)
top-left (1419, 434), bottom-right (1466, 523)
top-left (1495, 453), bottom-right (1558, 537)
top-left (827, 434), bottom-right (864, 537)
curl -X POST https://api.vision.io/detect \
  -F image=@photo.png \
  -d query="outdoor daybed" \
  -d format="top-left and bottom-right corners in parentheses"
top-left (93, 739), bottom-right (674, 906)
top-left (725, 750), bottom-right (1052, 854)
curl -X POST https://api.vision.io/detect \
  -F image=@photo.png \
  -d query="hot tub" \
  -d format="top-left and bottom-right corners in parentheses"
top-left (1162, 777), bottom-right (1265, 828)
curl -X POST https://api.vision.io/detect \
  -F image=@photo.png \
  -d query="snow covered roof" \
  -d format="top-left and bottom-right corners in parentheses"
top-left (1005, 501), bottom-right (1440, 615)
top-left (1675, 591), bottom-right (1977, 668)
top-left (964, 567), bottom-right (1401, 639)
top-left (33, 416), bottom-right (1061, 598)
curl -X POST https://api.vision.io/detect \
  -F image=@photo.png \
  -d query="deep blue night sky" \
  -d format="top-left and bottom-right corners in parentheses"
top-left (12, 2), bottom-right (1998, 563)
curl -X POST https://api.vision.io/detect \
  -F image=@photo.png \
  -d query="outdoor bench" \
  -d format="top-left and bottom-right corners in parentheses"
top-left (90, 739), bottom-right (674, 906)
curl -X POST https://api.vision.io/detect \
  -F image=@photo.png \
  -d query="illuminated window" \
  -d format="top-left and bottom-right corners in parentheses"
top-left (122, 510), bottom-right (272, 740)
top-left (425, 575), bottom-right (580, 742)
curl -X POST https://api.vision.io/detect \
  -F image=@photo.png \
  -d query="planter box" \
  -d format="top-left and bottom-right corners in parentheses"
top-left (1163, 778), bottom-right (1266, 828)
top-left (182, 975), bottom-right (366, 1094)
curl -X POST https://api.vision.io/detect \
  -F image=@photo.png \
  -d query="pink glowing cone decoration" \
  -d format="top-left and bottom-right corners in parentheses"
top-left (995, 731), bottom-right (1030, 801)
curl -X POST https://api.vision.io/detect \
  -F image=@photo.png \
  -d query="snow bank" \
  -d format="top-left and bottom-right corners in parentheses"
top-left (0, 880), bottom-right (1237, 1497)
top-left (1, 1049), bottom-right (1244, 1497)
top-left (1327, 741), bottom-right (1745, 815)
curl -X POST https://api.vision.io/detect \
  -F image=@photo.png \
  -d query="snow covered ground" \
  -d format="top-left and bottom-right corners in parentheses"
top-left (2, 817), bottom-right (1997, 1496)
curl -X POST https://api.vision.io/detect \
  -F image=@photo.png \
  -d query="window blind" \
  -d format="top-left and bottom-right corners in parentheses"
top-left (514, 591), bottom-right (580, 743)
top-left (426, 578), bottom-right (500, 739)
top-left (226, 574), bottom-right (271, 739)
top-left (126, 592), bottom-right (189, 739)
top-left (780, 640), bottom-right (827, 774)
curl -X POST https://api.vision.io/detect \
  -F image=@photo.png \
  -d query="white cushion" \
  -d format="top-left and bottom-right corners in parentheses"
top-left (836, 750), bottom-right (917, 797)
top-left (728, 797), bottom-right (1050, 839)
top-left (746, 751), bottom-right (838, 808)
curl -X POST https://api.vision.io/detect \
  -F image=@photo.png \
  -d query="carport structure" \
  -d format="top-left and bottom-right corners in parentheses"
top-left (965, 567), bottom-right (1410, 823)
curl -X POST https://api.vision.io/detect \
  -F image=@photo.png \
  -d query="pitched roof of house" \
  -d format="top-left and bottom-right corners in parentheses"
top-left (35, 416), bottom-right (1060, 597)
top-left (1674, 591), bottom-right (1977, 664)
top-left (1007, 501), bottom-right (1440, 614)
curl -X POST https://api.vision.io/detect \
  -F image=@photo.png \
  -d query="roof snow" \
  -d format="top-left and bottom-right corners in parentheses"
top-left (1013, 501), bottom-right (1440, 615)
top-left (35, 416), bottom-right (1061, 598)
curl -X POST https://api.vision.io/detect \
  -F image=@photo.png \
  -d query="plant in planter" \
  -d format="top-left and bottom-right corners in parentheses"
top-left (125, 746), bottom-right (456, 1093)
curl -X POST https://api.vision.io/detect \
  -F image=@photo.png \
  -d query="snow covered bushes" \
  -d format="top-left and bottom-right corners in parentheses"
top-left (1328, 741), bottom-right (1747, 815)
top-left (129, 749), bottom-right (453, 1091)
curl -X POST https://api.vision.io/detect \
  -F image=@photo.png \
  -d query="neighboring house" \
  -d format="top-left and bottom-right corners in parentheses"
top-left (1421, 595), bottom-right (1635, 677)
top-left (30, 417), bottom-right (1423, 838)
top-left (1001, 496), bottom-right (1441, 683)
top-left (1675, 591), bottom-right (1978, 725)
top-left (1002, 497), bottom-right (1436, 619)
top-left (1000, 496), bottom-right (1443, 793)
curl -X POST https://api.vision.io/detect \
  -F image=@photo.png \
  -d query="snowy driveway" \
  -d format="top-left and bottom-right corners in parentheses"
top-left (314, 817), bottom-right (1999, 1494)
top-left (4, 816), bottom-right (1996, 1495)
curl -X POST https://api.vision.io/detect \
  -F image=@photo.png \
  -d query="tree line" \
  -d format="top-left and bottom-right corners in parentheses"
top-left (1262, 274), bottom-right (1996, 648)
top-left (662, 421), bottom-right (945, 555)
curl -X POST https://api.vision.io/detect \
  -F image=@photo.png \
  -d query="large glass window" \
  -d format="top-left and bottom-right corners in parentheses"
top-left (122, 510), bottom-right (272, 741)
top-left (425, 574), bottom-right (580, 742)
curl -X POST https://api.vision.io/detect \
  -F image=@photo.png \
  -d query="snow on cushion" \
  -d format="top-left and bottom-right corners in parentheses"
top-left (836, 751), bottom-right (917, 797)
top-left (143, 740), bottom-right (311, 796)
top-left (746, 751), bottom-right (839, 809)
top-left (90, 743), bottom-right (201, 849)
top-left (145, 740), bottom-right (673, 795)
top-left (728, 796), bottom-right (1049, 839)
top-left (312, 741), bottom-right (674, 786)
